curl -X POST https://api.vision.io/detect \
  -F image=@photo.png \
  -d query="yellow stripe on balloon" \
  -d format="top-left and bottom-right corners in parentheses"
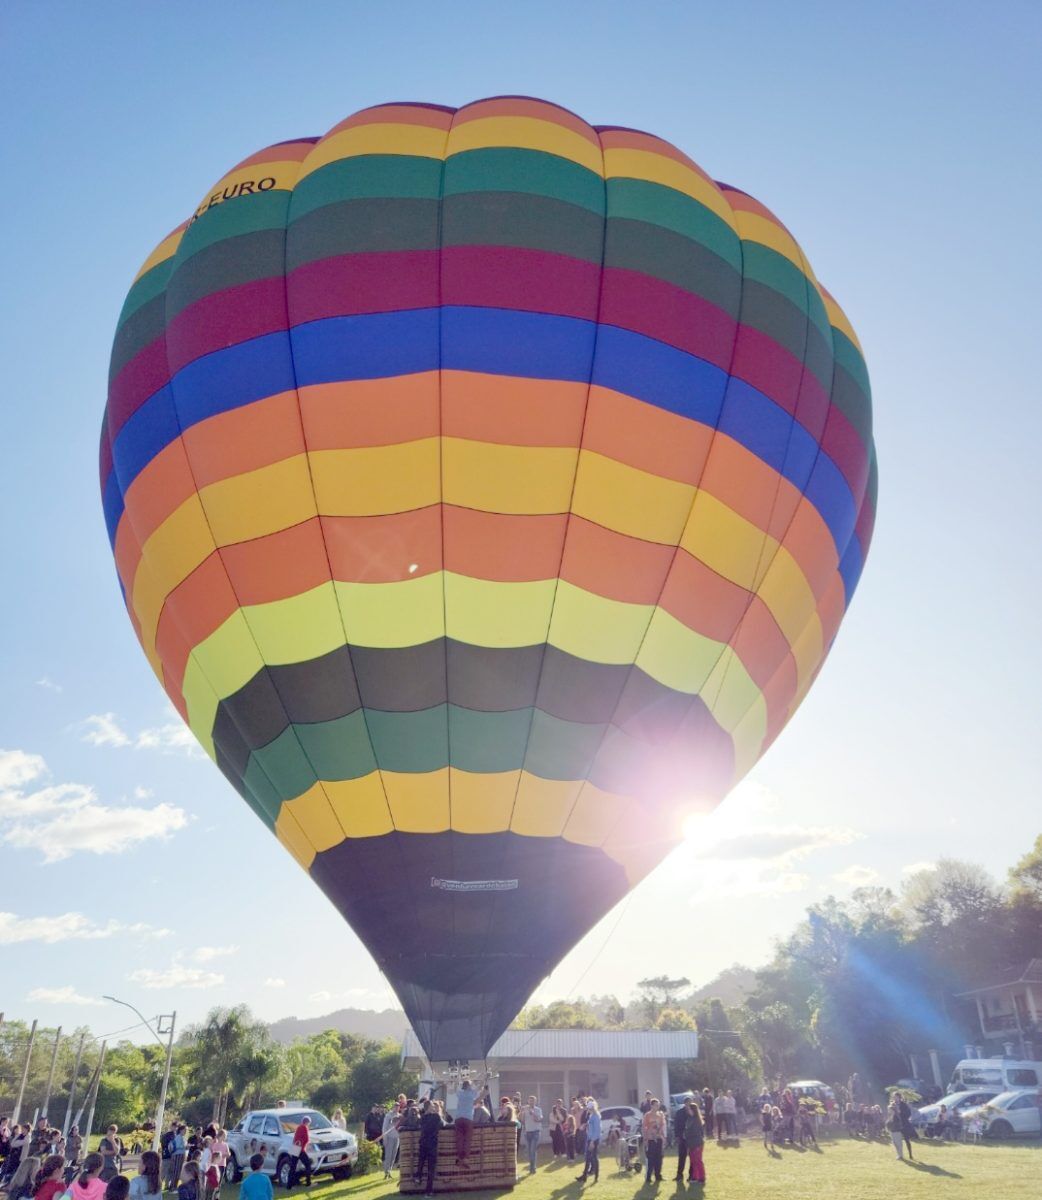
top-left (561, 785), bottom-right (630, 848)
top-left (511, 774), bottom-right (583, 837)
top-left (572, 450), bottom-right (696, 545)
top-left (311, 441), bottom-right (441, 515)
top-left (133, 226), bottom-right (186, 283)
top-left (282, 784), bottom-right (348, 854)
top-left (297, 123), bottom-right (449, 179)
top-left (449, 768), bottom-right (519, 834)
top-left (755, 546), bottom-right (818, 646)
top-left (680, 491), bottom-right (773, 591)
top-left (132, 495), bottom-right (214, 658)
top-left (603, 148), bottom-right (736, 228)
top-left (321, 775), bottom-right (395, 838)
top-left (823, 292), bottom-right (862, 352)
top-left (383, 769), bottom-right (450, 832)
top-left (443, 439), bottom-right (578, 514)
top-left (444, 575), bottom-right (556, 646)
top-left (336, 573), bottom-right (446, 647)
top-left (635, 607), bottom-right (725, 694)
top-left (246, 580), bottom-right (345, 664)
top-left (275, 805), bottom-right (317, 871)
top-left (446, 116), bottom-right (604, 175)
top-left (199, 454), bottom-right (317, 545)
top-left (546, 580), bottom-right (652, 665)
top-left (192, 160), bottom-right (305, 216)
top-left (733, 210), bottom-right (811, 278)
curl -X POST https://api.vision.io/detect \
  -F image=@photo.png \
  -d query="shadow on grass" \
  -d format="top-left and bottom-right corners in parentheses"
top-left (901, 1159), bottom-right (961, 1179)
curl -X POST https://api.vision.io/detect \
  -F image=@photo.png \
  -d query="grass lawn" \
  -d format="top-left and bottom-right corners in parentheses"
top-left (214, 1135), bottom-right (1042, 1200)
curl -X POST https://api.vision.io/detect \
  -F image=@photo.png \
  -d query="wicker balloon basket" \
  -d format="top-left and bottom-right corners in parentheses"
top-left (398, 1125), bottom-right (518, 1192)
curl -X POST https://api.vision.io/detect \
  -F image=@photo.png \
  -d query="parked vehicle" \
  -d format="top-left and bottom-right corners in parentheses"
top-left (787, 1080), bottom-right (837, 1105)
top-left (910, 1089), bottom-right (1002, 1128)
top-left (961, 1089), bottom-right (1042, 1139)
top-left (600, 1105), bottom-right (645, 1139)
top-left (947, 1058), bottom-right (1042, 1095)
top-left (226, 1107), bottom-right (358, 1187)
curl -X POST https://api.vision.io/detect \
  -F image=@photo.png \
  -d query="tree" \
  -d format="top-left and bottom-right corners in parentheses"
top-left (345, 1042), bottom-right (414, 1120)
top-left (1009, 835), bottom-right (1042, 904)
top-left (180, 1006), bottom-right (280, 1124)
top-left (655, 1008), bottom-right (695, 1031)
top-left (636, 976), bottom-right (690, 1024)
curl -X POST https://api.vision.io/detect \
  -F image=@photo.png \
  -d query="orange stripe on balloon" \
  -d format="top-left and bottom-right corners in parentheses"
top-left (443, 371), bottom-right (588, 447)
top-left (182, 391), bottom-right (306, 488)
top-left (560, 517), bottom-right (673, 606)
top-left (582, 386), bottom-right (714, 486)
top-left (331, 105), bottom-right (455, 134)
top-left (300, 375), bottom-right (440, 449)
top-left (454, 97), bottom-right (600, 144)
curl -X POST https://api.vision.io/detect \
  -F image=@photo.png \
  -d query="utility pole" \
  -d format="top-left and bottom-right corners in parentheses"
top-left (41, 1026), bottom-right (63, 1118)
top-left (63, 1032), bottom-right (88, 1137)
top-left (153, 1012), bottom-right (177, 1152)
top-left (83, 1042), bottom-right (107, 1147)
top-left (12, 1018), bottom-right (38, 1124)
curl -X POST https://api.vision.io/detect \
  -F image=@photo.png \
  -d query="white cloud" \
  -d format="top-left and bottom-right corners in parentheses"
top-left (27, 986), bottom-right (104, 1006)
top-left (309, 990), bottom-right (332, 1004)
top-left (0, 749), bottom-right (47, 788)
top-left (0, 911), bottom-right (168, 945)
top-left (80, 713), bottom-right (131, 748)
top-left (128, 965), bottom-right (224, 990)
top-left (193, 944), bottom-right (239, 963)
top-left (36, 677), bottom-right (63, 694)
top-left (833, 864), bottom-right (881, 888)
top-left (79, 712), bottom-right (203, 759)
top-left (0, 748), bottom-right (188, 863)
top-left (133, 786), bottom-right (154, 800)
top-left (902, 861), bottom-right (937, 875)
top-left (265, 977), bottom-right (286, 989)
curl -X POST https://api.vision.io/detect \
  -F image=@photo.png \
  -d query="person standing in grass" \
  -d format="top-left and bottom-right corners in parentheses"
top-left (641, 1099), bottom-right (666, 1183)
top-left (686, 1103), bottom-right (706, 1186)
top-left (521, 1097), bottom-right (543, 1175)
top-left (575, 1100), bottom-right (601, 1185)
top-left (415, 1101), bottom-right (446, 1197)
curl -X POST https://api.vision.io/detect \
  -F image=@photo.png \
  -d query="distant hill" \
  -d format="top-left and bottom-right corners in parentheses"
top-left (268, 1007), bottom-right (409, 1044)
top-left (687, 965), bottom-right (757, 1008)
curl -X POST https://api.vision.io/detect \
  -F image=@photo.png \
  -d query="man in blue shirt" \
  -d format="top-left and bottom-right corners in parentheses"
top-left (454, 1079), bottom-right (477, 1168)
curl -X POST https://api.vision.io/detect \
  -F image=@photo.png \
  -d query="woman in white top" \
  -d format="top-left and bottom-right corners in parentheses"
top-left (380, 1107), bottom-right (400, 1179)
top-left (129, 1151), bottom-right (163, 1200)
top-left (331, 1109), bottom-right (346, 1130)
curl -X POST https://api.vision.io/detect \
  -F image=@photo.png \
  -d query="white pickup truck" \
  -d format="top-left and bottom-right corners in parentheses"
top-left (226, 1107), bottom-right (358, 1187)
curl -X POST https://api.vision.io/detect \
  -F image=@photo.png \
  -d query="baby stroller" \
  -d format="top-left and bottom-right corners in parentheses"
top-left (616, 1121), bottom-right (642, 1174)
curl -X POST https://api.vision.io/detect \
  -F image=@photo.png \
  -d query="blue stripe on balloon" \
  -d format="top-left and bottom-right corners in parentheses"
top-left (102, 468), bottom-right (124, 547)
top-left (838, 531), bottom-right (864, 604)
top-left (107, 307), bottom-right (857, 556)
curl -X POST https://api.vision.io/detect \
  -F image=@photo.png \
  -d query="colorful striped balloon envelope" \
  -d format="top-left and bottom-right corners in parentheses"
top-left (101, 97), bottom-right (876, 1059)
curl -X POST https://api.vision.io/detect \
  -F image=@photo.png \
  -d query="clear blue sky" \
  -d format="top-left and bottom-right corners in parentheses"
top-left (2, 1), bottom-right (1039, 1039)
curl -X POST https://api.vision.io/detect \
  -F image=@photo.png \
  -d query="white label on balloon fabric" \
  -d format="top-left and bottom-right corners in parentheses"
top-left (431, 877), bottom-right (519, 892)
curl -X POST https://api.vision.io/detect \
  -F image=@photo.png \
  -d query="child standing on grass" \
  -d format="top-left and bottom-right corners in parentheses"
top-left (239, 1156), bottom-right (272, 1200)
top-left (760, 1105), bottom-right (773, 1150)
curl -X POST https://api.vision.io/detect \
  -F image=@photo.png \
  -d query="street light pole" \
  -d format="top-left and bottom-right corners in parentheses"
top-left (101, 996), bottom-right (175, 1152)
top-left (42, 1026), bottom-right (63, 1119)
top-left (63, 1032), bottom-right (88, 1137)
top-left (12, 1018), bottom-right (38, 1124)
top-left (153, 1012), bottom-right (177, 1152)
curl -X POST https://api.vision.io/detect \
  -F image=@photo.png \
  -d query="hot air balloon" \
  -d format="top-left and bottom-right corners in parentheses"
top-left (101, 97), bottom-right (876, 1061)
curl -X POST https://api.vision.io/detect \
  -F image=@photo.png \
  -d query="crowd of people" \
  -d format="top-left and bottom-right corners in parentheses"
top-left (0, 1116), bottom-right (238, 1200)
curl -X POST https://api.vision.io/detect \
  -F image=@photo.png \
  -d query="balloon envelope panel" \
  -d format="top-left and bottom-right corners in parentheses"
top-left (101, 98), bottom-right (876, 1060)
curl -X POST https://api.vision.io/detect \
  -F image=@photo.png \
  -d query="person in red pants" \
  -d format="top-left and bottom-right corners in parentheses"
top-left (686, 1103), bottom-right (706, 1185)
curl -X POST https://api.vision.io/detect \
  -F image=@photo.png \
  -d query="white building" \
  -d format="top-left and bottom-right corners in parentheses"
top-left (401, 1028), bottom-right (699, 1122)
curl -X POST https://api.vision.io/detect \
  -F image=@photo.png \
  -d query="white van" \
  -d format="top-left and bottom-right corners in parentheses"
top-left (947, 1058), bottom-right (1042, 1094)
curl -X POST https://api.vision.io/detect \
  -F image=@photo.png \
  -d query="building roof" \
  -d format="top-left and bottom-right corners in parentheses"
top-left (402, 1027), bottom-right (699, 1064)
top-left (956, 958), bottom-right (1042, 996)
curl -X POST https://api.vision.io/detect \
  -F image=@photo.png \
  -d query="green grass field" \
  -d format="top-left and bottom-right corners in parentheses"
top-left (214, 1136), bottom-right (1042, 1200)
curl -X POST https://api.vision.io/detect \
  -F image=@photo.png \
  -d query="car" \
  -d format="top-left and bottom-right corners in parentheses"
top-left (226, 1107), bottom-right (358, 1187)
top-left (910, 1089), bottom-right (1002, 1129)
top-left (599, 1105), bottom-right (645, 1139)
top-left (787, 1080), bottom-right (837, 1105)
top-left (948, 1058), bottom-right (1042, 1096)
top-left (669, 1092), bottom-right (697, 1114)
top-left (961, 1089), bottom-right (1042, 1139)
